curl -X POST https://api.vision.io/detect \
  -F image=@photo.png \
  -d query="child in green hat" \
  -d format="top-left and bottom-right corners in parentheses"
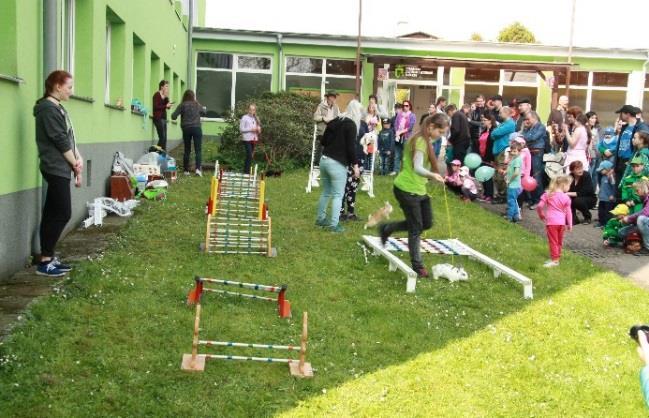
top-left (620, 156), bottom-right (649, 213)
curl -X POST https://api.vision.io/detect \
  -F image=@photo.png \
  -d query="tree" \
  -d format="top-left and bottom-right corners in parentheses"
top-left (497, 22), bottom-right (536, 43)
top-left (470, 33), bottom-right (483, 42)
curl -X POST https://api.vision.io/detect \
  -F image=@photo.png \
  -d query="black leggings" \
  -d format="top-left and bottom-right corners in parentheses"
top-left (571, 196), bottom-right (596, 221)
top-left (40, 173), bottom-right (72, 258)
top-left (154, 118), bottom-right (167, 150)
top-left (382, 186), bottom-right (433, 269)
top-left (182, 126), bottom-right (203, 170)
top-left (340, 166), bottom-right (364, 215)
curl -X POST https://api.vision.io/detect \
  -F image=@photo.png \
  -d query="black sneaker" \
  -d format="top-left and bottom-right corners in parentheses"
top-left (414, 266), bottom-right (429, 278)
top-left (346, 213), bottom-right (359, 221)
top-left (634, 248), bottom-right (649, 257)
top-left (52, 256), bottom-right (72, 272)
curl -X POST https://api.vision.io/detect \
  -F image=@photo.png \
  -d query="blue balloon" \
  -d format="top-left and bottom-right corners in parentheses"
top-left (475, 165), bottom-right (495, 182)
top-left (464, 153), bottom-right (482, 169)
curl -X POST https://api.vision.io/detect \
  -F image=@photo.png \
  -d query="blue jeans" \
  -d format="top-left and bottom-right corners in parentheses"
top-left (528, 151), bottom-right (544, 204)
top-left (507, 187), bottom-right (521, 221)
top-left (379, 152), bottom-right (391, 175)
top-left (316, 156), bottom-right (348, 227)
top-left (638, 215), bottom-right (649, 250)
top-left (393, 144), bottom-right (403, 173)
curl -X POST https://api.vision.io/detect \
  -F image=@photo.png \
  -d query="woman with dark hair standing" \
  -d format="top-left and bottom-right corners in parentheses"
top-left (33, 70), bottom-right (82, 277)
top-left (172, 89), bottom-right (206, 176)
top-left (586, 111), bottom-right (601, 180)
top-left (152, 80), bottom-right (172, 150)
top-left (379, 114), bottom-right (448, 277)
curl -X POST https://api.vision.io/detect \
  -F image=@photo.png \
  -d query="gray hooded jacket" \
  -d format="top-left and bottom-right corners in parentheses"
top-left (33, 98), bottom-right (75, 179)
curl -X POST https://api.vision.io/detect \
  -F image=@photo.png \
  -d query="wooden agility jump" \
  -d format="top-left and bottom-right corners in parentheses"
top-left (187, 276), bottom-right (291, 318)
top-left (180, 302), bottom-right (313, 377)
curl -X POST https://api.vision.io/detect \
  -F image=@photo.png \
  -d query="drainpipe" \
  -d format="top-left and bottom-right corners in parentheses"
top-left (276, 33), bottom-right (283, 91)
top-left (43, 0), bottom-right (57, 78)
top-left (187, 0), bottom-right (194, 89)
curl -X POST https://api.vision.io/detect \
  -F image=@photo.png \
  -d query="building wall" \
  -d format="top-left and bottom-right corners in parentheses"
top-left (0, 0), bottom-right (197, 279)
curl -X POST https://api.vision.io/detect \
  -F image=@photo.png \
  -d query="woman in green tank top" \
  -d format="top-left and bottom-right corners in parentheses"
top-left (379, 114), bottom-right (448, 278)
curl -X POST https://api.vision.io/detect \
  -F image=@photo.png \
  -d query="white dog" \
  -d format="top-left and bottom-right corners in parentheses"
top-left (431, 264), bottom-right (469, 282)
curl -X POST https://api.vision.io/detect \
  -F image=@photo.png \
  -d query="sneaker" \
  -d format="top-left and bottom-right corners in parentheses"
top-left (414, 266), bottom-right (429, 278)
top-left (51, 256), bottom-right (72, 272)
top-left (633, 248), bottom-right (649, 257)
top-left (378, 224), bottom-right (390, 246)
top-left (328, 224), bottom-right (345, 233)
top-left (195, 169), bottom-right (202, 177)
top-left (346, 213), bottom-right (359, 221)
top-left (184, 171), bottom-right (191, 176)
top-left (543, 260), bottom-right (560, 268)
top-left (388, 171), bottom-right (397, 176)
top-left (315, 218), bottom-right (328, 227)
top-left (583, 217), bottom-right (591, 225)
top-left (36, 261), bottom-right (67, 277)
top-left (528, 204), bottom-right (537, 210)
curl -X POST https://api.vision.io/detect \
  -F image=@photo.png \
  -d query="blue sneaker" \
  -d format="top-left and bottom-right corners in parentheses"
top-left (328, 224), bottom-right (345, 233)
top-left (52, 257), bottom-right (72, 272)
top-left (36, 261), bottom-right (67, 277)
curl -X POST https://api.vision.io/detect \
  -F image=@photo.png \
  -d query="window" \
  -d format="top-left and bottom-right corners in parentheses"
top-left (465, 68), bottom-right (500, 83)
top-left (150, 52), bottom-right (161, 101)
top-left (285, 57), bottom-right (359, 110)
top-left (0, 0), bottom-right (17, 76)
top-left (105, 8), bottom-right (125, 106)
top-left (132, 33), bottom-right (145, 102)
top-left (502, 86), bottom-right (537, 109)
top-left (196, 52), bottom-right (273, 118)
top-left (556, 70), bottom-right (629, 121)
top-left (503, 70), bottom-right (537, 83)
top-left (464, 85), bottom-right (499, 105)
top-left (173, 73), bottom-right (180, 103)
top-left (62, 0), bottom-right (75, 75)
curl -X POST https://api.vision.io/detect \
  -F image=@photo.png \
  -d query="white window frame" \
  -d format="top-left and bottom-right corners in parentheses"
top-left (104, 22), bottom-right (111, 105)
top-left (61, 0), bottom-right (75, 75)
top-left (195, 52), bottom-right (273, 121)
top-left (284, 56), bottom-right (360, 100)
top-left (558, 70), bottom-right (628, 111)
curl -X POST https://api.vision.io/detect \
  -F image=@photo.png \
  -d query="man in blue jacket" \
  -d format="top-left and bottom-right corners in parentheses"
top-left (521, 111), bottom-right (548, 209)
top-left (491, 106), bottom-right (516, 203)
top-left (614, 105), bottom-right (649, 190)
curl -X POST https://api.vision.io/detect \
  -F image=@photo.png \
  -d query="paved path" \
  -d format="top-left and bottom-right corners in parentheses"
top-left (478, 200), bottom-right (649, 290)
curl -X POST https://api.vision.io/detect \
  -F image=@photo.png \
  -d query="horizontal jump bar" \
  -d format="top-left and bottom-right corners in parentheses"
top-left (203, 289), bottom-right (275, 301)
top-left (204, 354), bottom-right (293, 363)
top-left (198, 278), bottom-right (284, 293)
top-left (199, 340), bottom-right (296, 350)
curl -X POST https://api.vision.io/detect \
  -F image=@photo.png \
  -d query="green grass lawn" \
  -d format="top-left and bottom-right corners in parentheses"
top-left (1, 165), bottom-right (648, 417)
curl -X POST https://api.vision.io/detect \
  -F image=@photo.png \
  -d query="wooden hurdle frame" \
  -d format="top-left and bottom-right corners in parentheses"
top-left (187, 276), bottom-right (291, 318)
top-left (201, 215), bottom-right (276, 257)
top-left (181, 302), bottom-right (313, 377)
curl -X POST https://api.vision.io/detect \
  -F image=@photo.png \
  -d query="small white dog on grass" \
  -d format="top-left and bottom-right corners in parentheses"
top-left (431, 263), bottom-right (469, 282)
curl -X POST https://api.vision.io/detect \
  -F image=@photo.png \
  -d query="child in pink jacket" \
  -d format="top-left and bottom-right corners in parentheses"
top-left (536, 175), bottom-right (573, 267)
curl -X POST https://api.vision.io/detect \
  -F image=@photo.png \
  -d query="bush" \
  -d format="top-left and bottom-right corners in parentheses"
top-left (218, 92), bottom-right (320, 172)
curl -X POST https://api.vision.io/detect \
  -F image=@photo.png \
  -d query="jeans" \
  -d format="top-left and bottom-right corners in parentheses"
top-left (153, 118), bottom-right (167, 150)
top-left (40, 173), bottom-right (72, 258)
top-left (243, 141), bottom-right (255, 174)
top-left (393, 144), bottom-right (403, 173)
top-left (528, 151), bottom-right (545, 204)
top-left (182, 126), bottom-right (202, 171)
top-left (507, 187), bottom-right (521, 221)
top-left (316, 156), bottom-right (348, 227)
top-left (382, 186), bottom-right (433, 269)
top-left (379, 152), bottom-right (391, 175)
top-left (638, 215), bottom-right (649, 250)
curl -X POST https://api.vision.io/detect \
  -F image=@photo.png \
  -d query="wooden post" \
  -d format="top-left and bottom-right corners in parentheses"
top-left (289, 311), bottom-right (313, 377)
top-left (181, 302), bottom-right (206, 371)
top-left (258, 180), bottom-right (266, 220)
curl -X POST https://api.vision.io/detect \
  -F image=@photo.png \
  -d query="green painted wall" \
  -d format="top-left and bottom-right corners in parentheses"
top-left (0, 0), bottom-right (18, 76)
top-left (1, 0), bottom-right (195, 196)
top-left (573, 57), bottom-right (645, 72)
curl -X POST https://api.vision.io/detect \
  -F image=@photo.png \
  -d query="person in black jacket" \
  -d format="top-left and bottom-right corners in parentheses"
top-left (33, 70), bottom-right (83, 277)
top-left (315, 100), bottom-right (362, 232)
top-left (467, 94), bottom-right (486, 147)
top-left (567, 160), bottom-right (596, 224)
top-left (446, 104), bottom-right (471, 169)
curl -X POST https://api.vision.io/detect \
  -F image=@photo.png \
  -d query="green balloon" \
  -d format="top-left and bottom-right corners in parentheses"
top-left (464, 153), bottom-right (482, 169)
top-left (475, 165), bottom-right (495, 182)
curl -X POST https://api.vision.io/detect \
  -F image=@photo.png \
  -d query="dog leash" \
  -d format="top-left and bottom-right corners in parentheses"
top-left (440, 184), bottom-right (455, 266)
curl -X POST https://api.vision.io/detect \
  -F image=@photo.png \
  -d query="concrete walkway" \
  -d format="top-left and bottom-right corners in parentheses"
top-left (478, 200), bottom-right (649, 290)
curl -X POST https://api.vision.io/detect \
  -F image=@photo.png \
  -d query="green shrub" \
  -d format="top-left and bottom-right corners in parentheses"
top-left (218, 92), bottom-right (320, 171)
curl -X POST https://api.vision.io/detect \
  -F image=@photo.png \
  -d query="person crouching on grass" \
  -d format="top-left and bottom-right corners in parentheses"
top-left (621, 179), bottom-right (649, 256)
top-left (378, 114), bottom-right (448, 278)
top-left (536, 175), bottom-right (573, 267)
